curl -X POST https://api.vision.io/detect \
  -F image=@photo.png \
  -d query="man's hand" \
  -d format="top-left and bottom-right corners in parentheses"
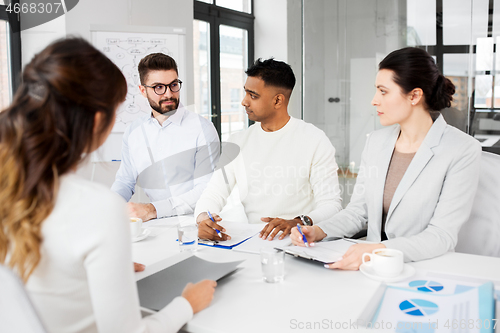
top-left (182, 280), bottom-right (217, 314)
top-left (127, 202), bottom-right (157, 221)
top-left (196, 212), bottom-right (230, 241)
top-left (324, 243), bottom-right (386, 271)
top-left (134, 262), bottom-right (145, 272)
top-left (259, 217), bottom-right (302, 240)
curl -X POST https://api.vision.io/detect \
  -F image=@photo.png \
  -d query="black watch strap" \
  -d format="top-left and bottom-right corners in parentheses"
top-left (296, 215), bottom-right (313, 226)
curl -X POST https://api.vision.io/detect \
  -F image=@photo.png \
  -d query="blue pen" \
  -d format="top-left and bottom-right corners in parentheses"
top-left (296, 224), bottom-right (309, 247)
top-left (207, 211), bottom-right (222, 238)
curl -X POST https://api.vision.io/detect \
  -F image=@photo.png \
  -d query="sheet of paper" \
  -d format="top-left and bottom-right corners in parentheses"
top-left (199, 222), bottom-right (262, 247)
top-left (278, 239), bottom-right (355, 263)
top-left (233, 233), bottom-right (292, 254)
top-left (371, 283), bottom-right (493, 333)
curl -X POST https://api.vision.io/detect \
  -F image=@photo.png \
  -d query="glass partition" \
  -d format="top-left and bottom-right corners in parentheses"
top-left (301, 0), bottom-right (497, 205)
top-left (219, 24), bottom-right (249, 141)
top-left (193, 20), bottom-right (211, 120)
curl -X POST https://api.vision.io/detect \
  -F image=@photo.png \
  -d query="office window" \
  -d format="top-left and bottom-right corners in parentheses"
top-left (0, 2), bottom-right (21, 112)
top-left (194, 0), bottom-right (254, 140)
top-left (216, 0), bottom-right (252, 14)
top-left (0, 20), bottom-right (11, 110)
top-left (230, 88), bottom-right (241, 110)
top-left (220, 25), bottom-right (248, 140)
top-left (408, 0), bottom-right (500, 137)
top-left (193, 20), bottom-right (211, 120)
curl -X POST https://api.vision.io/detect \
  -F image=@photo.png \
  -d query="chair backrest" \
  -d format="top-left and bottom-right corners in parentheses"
top-left (456, 151), bottom-right (500, 257)
top-left (0, 265), bottom-right (47, 333)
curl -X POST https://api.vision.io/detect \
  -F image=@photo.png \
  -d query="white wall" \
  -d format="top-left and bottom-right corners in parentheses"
top-left (254, 0), bottom-right (287, 62)
top-left (21, 16), bottom-right (66, 66)
top-left (254, 0), bottom-right (303, 119)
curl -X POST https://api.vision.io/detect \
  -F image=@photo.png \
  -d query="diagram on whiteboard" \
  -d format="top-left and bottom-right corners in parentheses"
top-left (92, 30), bottom-right (185, 132)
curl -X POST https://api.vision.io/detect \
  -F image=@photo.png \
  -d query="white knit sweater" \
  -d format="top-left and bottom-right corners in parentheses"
top-left (195, 117), bottom-right (343, 224)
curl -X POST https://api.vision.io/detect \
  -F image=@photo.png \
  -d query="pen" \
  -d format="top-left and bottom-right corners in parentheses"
top-left (207, 210), bottom-right (222, 238)
top-left (296, 224), bottom-right (309, 247)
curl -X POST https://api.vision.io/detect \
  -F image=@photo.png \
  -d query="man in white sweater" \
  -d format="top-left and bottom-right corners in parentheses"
top-left (195, 58), bottom-right (342, 241)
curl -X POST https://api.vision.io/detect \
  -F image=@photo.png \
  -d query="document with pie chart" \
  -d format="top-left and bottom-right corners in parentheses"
top-left (368, 281), bottom-right (494, 333)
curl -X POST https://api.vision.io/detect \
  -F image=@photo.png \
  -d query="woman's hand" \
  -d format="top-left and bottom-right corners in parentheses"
top-left (290, 225), bottom-right (327, 246)
top-left (182, 280), bottom-right (217, 314)
top-left (133, 262), bottom-right (145, 272)
top-left (324, 243), bottom-right (386, 270)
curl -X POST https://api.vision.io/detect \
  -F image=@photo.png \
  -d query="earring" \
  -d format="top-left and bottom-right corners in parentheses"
top-left (412, 102), bottom-right (415, 105)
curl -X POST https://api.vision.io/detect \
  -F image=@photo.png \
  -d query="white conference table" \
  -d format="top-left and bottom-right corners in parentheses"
top-left (132, 216), bottom-right (500, 333)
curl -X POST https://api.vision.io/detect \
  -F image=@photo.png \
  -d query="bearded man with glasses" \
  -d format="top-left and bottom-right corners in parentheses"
top-left (112, 53), bottom-right (220, 221)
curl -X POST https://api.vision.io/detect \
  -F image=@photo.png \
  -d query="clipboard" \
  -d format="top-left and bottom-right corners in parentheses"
top-left (198, 222), bottom-right (262, 249)
top-left (276, 238), bottom-right (356, 264)
top-left (198, 236), bottom-right (254, 249)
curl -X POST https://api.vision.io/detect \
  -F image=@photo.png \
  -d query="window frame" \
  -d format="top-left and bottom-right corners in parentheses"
top-left (194, 0), bottom-right (255, 137)
top-left (0, 0), bottom-right (22, 97)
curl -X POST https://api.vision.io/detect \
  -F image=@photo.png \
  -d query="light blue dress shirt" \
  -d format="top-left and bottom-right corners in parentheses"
top-left (111, 104), bottom-right (220, 218)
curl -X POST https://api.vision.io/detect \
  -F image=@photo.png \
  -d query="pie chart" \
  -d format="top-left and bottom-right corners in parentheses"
top-left (408, 280), bottom-right (444, 293)
top-left (399, 299), bottom-right (439, 316)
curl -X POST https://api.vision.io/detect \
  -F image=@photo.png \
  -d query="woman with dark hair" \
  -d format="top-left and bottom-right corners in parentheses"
top-left (0, 38), bottom-right (215, 332)
top-left (290, 47), bottom-right (481, 269)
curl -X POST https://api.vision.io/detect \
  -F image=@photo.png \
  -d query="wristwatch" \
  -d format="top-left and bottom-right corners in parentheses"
top-left (298, 215), bottom-right (313, 226)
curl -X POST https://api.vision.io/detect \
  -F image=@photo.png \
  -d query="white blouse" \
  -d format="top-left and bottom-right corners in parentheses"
top-left (26, 173), bottom-right (192, 333)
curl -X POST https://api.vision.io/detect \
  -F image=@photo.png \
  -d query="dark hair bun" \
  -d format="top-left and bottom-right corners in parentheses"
top-left (428, 75), bottom-right (455, 111)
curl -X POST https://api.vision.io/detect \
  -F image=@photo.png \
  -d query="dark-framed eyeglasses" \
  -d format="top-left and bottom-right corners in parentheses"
top-left (143, 80), bottom-right (183, 95)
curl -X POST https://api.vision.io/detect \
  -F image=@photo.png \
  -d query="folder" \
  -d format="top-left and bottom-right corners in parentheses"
top-left (198, 222), bottom-right (262, 249)
top-left (137, 255), bottom-right (243, 311)
top-left (276, 239), bottom-right (356, 264)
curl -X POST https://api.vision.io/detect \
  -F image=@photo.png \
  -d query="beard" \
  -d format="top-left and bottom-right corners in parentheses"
top-left (148, 96), bottom-right (180, 115)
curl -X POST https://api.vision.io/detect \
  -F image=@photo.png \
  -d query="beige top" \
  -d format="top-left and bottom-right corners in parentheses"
top-left (381, 150), bottom-right (416, 239)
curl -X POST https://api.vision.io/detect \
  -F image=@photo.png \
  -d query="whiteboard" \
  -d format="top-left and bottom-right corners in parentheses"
top-left (89, 25), bottom-right (186, 161)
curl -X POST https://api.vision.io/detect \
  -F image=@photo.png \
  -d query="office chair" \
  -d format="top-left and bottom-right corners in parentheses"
top-left (0, 264), bottom-right (47, 333)
top-left (456, 151), bottom-right (500, 257)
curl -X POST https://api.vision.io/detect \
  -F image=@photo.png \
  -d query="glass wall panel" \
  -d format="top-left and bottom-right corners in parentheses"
top-left (476, 37), bottom-right (494, 71)
top-left (471, 0), bottom-right (489, 42)
top-left (492, 0), bottom-right (500, 37)
top-left (219, 24), bottom-right (248, 141)
top-left (443, 53), bottom-right (471, 131)
top-left (216, 0), bottom-right (251, 13)
top-left (301, 0), bottom-right (500, 201)
top-left (474, 75), bottom-right (493, 107)
top-left (443, 0), bottom-right (472, 45)
top-left (193, 20), bottom-right (211, 120)
top-left (303, 0), bottom-right (406, 205)
top-left (407, 0), bottom-right (436, 46)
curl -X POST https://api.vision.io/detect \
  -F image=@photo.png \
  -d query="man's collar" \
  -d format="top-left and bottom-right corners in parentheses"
top-left (149, 103), bottom-right (185, 127)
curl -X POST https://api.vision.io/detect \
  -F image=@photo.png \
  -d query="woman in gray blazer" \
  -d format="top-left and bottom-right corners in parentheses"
top-left (290, 47), bottom-right (482, 269)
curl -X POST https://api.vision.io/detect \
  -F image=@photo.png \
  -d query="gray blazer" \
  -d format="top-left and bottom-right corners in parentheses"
top-left (317, 115), bottom-right (482, 262)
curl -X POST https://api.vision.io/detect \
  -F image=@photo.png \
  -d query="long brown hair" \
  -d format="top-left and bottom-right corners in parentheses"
top-left (0, 38), bottom-right (127, 282)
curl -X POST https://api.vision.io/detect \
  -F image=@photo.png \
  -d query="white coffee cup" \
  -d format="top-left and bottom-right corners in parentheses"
top-left (362, 248), bottom-right (404, 277)
top-left (130, 217), bottom-right (143, 238)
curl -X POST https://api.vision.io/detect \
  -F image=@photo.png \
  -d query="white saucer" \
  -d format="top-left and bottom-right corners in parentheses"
top-left (359, 263), bottom-right (416, 283)
top-left (132, 228), bottom-right (151, 243)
